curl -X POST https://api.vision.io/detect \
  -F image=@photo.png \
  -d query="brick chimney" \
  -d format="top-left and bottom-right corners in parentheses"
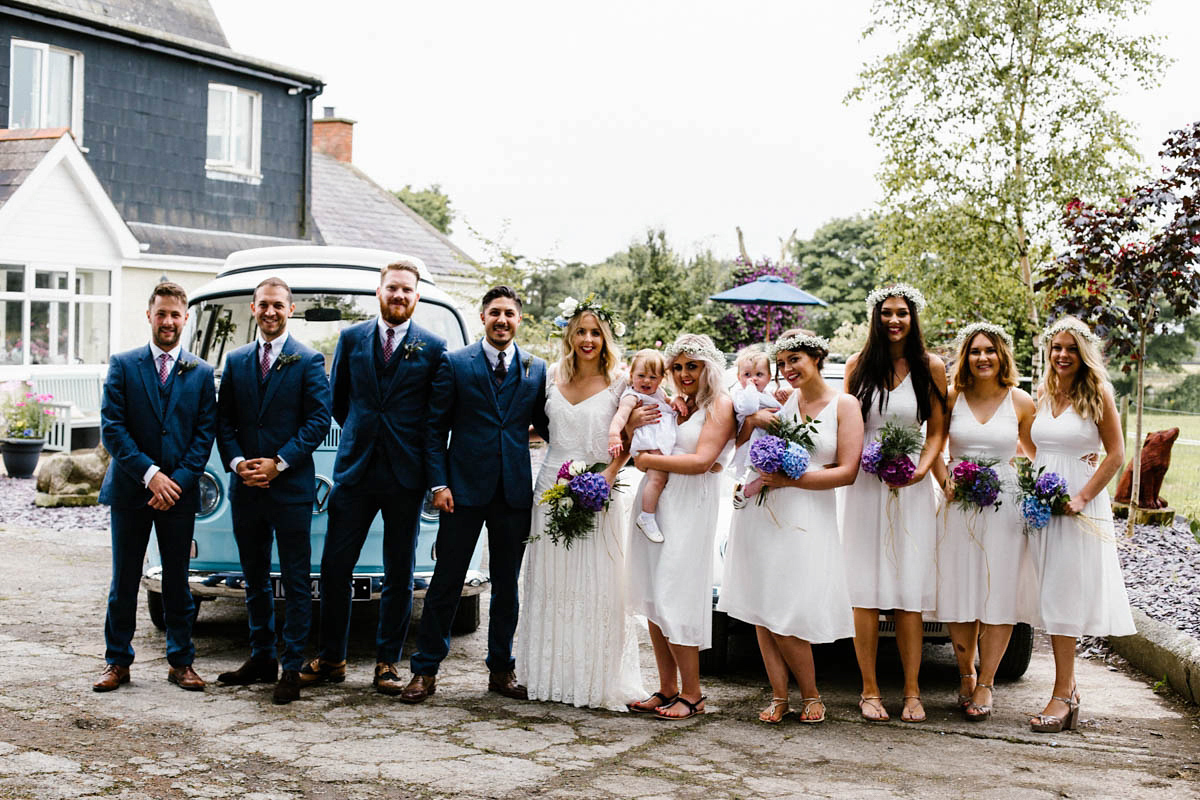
top-left (313, 106), bottom-right (356, 163)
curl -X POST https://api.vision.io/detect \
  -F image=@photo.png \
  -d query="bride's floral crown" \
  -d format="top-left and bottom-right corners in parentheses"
top-left (663, 334), bottom-right (724, 366)
top-left (769, 332), bottom-right (830, 361)
top-left (553, 294), bottom-right (626, 337)
top-left (954, 321), bottom-right (1013, 351)
top-left (865, 283), bottom-right (927, 314)
top-left (1041, 317), bottom-right (1102, 346)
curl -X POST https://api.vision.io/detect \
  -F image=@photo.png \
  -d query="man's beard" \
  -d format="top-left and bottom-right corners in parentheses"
top-left (153, 326), bottom-right (180, 349)
top-left (380, 297), bottom-right (413, 325)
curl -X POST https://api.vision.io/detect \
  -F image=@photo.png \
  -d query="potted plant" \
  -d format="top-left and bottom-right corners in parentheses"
top-left (1, 381), bottom-right (55, 479)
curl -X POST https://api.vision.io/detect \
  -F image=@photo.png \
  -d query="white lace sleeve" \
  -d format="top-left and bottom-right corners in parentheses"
top-left (546, 361), bottom-right (560, 398)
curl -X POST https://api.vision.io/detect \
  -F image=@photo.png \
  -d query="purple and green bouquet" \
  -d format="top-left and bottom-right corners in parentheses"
top-left (949, 458), bottom-right (1003, 513)
top-left (535, 460), bottom-right (619, 548)
top-left (747, 415), bottom-right (820, 506)
top-left (1016, 460), bottom-right (1070, 532)
top-left (861, 421), bottom-right (923, 493)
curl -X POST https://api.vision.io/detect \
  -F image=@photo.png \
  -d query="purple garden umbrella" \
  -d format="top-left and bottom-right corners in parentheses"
top-left (709, 275), bottom-right (827, 341)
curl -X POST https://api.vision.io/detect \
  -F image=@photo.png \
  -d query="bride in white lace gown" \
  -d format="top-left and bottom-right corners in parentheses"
top-left (515, 307), bottom-right (645, 710)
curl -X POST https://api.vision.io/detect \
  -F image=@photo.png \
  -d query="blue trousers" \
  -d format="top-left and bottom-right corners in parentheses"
top-left (104, 505), bottom-right (196, 667)
top-left (318, 479), bottom-right (422, 663)
top-left (231, 491), bottom-right (312, 671)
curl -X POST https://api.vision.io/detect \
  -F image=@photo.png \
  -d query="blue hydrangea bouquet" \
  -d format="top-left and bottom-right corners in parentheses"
top-left (1016, 460), bottom-right (1071, 532)
top-left (747, 415), bottom-right (820, 506)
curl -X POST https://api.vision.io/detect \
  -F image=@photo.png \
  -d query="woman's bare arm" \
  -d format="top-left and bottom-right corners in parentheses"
top-left (634, 396), bottom-right (734, 475)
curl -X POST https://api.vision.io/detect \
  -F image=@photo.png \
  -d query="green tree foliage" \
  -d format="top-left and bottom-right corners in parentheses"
top-left (790, 215), bottom-right (884, 338)
top-left (848, 0), bottom-right (1167, 354)
top-left (393, 184), bottom-right (454, 234)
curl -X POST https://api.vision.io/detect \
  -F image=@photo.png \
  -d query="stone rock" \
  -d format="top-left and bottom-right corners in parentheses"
top-left (1115, 427), bottom-right (1179, 509)
top-left (33, 444), bottom-right (110, 507)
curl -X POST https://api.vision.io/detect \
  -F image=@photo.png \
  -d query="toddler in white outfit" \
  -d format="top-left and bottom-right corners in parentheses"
top-left (730, 346), bottom-right (782, 506)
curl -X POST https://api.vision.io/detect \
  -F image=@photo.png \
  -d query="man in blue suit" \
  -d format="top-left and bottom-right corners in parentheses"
top-left (299, 260), bottom-right (446, 695)
top-left (215, 277), bottom-right (331, 704)
top-left (401, 285), bottom-right (549, 703)
top-left (94, 282), bottom-right (216, 693)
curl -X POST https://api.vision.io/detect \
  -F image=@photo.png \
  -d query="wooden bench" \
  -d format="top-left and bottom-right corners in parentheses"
top-left (32, 374), bottom-right (104, 452)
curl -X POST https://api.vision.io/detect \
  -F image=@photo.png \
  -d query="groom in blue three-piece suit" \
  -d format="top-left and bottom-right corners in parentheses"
top-left (94, 282), bottom-right (216, 693)
top-left (299, 259), bottom-right (446, 695)
top-left (401, 285), bottom-right (549, 703)
top-left (214, 277), bottom-right (331, 704)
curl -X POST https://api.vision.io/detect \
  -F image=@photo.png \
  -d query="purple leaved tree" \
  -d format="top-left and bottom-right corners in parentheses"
top-left (713, 257), bottom-right (807, 351)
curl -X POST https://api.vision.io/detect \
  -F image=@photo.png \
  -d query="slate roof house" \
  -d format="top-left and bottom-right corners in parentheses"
top-left (0, 0), bottom-right (476, 380)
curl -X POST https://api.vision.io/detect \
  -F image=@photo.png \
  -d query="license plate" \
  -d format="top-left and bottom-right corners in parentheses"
top-left (272, 576), bottom-right (372, 601)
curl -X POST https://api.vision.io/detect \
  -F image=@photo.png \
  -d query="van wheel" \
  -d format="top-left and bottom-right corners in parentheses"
top-left (698, 610), bottom-right (730, 675)
top-left (146, 590), bottom-right (200, 631)
top-left (451, 593), bottom-right (481, 635)
top-left (996, 622), bottom-right (1034, 680)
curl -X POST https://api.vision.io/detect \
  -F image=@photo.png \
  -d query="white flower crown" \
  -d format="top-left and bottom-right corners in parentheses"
top-left (1041, 318), bottom-right (1102, 346)
top-left (954, 321), bottom-right (1014, 351)
top-left (553, 294), bottom-right (626, 337)
top-left (663, 335), bottom-right (724, 366)
top-left (769, 333), bottom-right (830, 361)
top-left (865, 283), bottom-right (927, 314)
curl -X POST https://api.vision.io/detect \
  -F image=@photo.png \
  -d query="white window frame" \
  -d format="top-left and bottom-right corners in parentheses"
top-left (8, 39), bottom-right (85, 143)
top-left (0, 264), bottom-right (113, 367)
top-left (205, 83), bottom-right (262, 181)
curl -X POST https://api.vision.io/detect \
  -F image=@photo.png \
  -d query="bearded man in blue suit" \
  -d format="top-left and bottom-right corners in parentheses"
top-left (94, 282), bottom-right (216, 693)
top-left (215, 277), bottom-right (331, 704)
top-left (401, 285), bottom-right (549, 703)
top-left (299, 260), bottom-right (446, 695)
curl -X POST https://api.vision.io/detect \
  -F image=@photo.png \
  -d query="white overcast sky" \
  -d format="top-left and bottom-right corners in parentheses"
top-left (209, 0), bottom-right (1199, 265)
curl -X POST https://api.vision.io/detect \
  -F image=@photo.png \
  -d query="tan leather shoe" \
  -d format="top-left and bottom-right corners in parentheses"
top-left (399, 674), bottom-right (437, 704)
top-left (488, 670), bottom-right (527, 700)
top-left (374, 662), bottom-right (406, 696)
top-left (93, 664), bottom-right (130, 692)
top-left (298, 657), bottom-right (346, 686)
top-left (167, 664), bottom-right (206, 691)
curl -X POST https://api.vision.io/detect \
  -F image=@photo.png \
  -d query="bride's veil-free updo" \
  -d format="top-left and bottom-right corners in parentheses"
top-left (664, 333), bottom-right (727, 411)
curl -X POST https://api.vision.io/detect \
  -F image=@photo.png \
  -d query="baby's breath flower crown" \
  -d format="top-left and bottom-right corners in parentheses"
top-left (769, 333), bottom-right (830, 361)
top-left (663, 335), bottom-right (724, 366)
top-left (954, 321), bottom-right (1013, 351)
top-left (553, 294), bottom-right (626, 337)
top-left (1041, 317), bottom-right (1102, 347)
top-left (865, 283), bottom-right (927, 314)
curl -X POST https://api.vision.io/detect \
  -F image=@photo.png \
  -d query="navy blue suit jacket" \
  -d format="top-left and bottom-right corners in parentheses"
top-left (99, 346), bottom-right (217, 513)
top-left (329, 319), bottom-right (446, 490)
top-left (424, 341), bottom-right (549, 508)
top-left (216, 336), bottom-right (332, 506)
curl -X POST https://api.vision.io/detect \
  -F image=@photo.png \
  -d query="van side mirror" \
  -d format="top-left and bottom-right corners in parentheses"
top-left (305, 308), bottom-right (342, 322)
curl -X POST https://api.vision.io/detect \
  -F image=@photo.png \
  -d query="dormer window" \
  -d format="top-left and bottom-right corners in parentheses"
top-left (206, 83), bottom-right (261, 182)
top-left (8, 40), bottom-right (84, 141)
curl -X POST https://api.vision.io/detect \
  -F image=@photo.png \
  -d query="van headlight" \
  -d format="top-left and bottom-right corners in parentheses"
top-left (196, 472), bottom-right (221, 517)
top-left (421, 490), bottom-right (439, 522)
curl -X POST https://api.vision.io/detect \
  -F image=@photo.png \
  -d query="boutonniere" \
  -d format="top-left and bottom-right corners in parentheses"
top-left (523, 355), bottom-right (533, 377)
top-left (275, 353), bottom-right (302, 371)
top-left (177, 359), bottom-right (199, 374)
top-left (401, 339), bottom-right (426, 360)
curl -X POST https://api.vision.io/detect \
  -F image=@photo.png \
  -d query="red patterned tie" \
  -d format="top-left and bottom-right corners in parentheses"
top-left (157, 353), bottom-right (170, 385)
top-left (260, 341), bottom-right (271, 381)
top-left (383, 327), bottom-right (395, 363)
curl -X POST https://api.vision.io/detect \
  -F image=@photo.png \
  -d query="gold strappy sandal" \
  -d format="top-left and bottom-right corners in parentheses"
top-left (759, 697), bottom-right (790, 724)
top-left (965, 683), bottom-right (993, 722)
top-left (1030, 688), bottom-right (1079, 733)
top-left (799, 696), bottom-right (825, 724)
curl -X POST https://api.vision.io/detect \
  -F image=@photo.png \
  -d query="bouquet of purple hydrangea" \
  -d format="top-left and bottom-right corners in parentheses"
top-left (535, 460), bottom-right (622, 548)
top-left (747, 415), bottom-right (820, 506)
top-left (1016, 461), bottom-right (1070, 532)
top-left (949, 458), bottom-right (1003, 513)
top-left (862, 421), bottom-right (922, 494)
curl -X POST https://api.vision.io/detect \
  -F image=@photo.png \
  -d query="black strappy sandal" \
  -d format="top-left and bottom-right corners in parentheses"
top-left (628, 691), bottom-right (677, 714)
top-left (654, 694), bottom-right (706, 720)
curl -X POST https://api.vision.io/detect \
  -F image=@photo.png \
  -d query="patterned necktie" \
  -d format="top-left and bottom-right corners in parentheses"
top-left (383, 327), bottom-right (395, 363)
top-left (493, 350), bottom-right (507, 387)
top-left (260, 341), bottom-right (271, 381)
top-left (157, 353), bottom-right (170, 385)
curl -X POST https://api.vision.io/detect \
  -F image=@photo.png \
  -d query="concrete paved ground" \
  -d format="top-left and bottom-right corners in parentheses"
top-left (1, 522), bottom-right (1198, 799)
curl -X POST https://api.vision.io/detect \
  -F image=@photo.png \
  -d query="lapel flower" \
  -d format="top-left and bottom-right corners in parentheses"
top-left (523, 354), bottom-right (533, 377)
top-left (401, 339), bottom-right (426, 360)
top-left (177, 359), bottom-right (199, 374)
top-left (275, 353), bottom-right (302, 371)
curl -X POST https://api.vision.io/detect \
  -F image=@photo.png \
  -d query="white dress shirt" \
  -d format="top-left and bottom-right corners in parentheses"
top-left (377, 317), bottom-right (411, 353)
top-left (142, 341), bottom-right (182, 487)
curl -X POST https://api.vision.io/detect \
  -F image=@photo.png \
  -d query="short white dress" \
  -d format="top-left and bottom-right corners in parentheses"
top-left (621, 386), bottom-right (677, 455)
top-left (516, 380), bottom-right (646, 711)
top-left (841, 374), bottom-right (938, 612)
top-left (1028, 405), bottom-right (1136, 638)
top-left (935, 391), bottom-right (1040, 625)
top-left (628, 408), bottom-right (721, 648)
top-left (718, 393), bottom-right (854, 642)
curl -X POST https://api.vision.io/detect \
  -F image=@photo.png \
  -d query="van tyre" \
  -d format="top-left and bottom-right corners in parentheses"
top-left (996, 622), bottom-right (1034, 680)
top-left (451, 593), bottom-right (481, 635)
top-left (698, 610), bottom-right (731, 675)
top-left (146, 589), bottom-right (201, 632)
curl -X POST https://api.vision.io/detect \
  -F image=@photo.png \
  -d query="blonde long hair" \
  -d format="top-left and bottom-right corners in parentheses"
top-left (666, 333), bottom-right (727, 412)
top-left (556, 311), bottom-right (621, 385)
top-left (1036, 317), bottom-right (1109, 420)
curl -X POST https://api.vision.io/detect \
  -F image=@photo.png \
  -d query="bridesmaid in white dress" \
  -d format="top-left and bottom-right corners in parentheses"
top-left (516, 302), bottom-right (646, 710)
top-left (1027, 317), bottom-right (1134, 733)
top-left (841, 285), bottom-right (946, 723)
top-left (931, 323), bottom-right (1038, 721)
top-left (719, 330), bottom-right (863, 724)
top-left (627, 333), bottom-right (734, 720)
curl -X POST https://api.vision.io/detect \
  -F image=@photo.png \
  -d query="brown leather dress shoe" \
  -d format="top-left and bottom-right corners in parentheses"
top-left (273, 670), bottom-right (301, 705)
top-left (488, 670), bottom-right (528, 700)
top-left (374, 662), bottom-right (406, 696)
top-left (167, 664), bottom-right (206, 691)
top-left (298, 657), bottom-right (346, 686)
top-left (399, 674), bottom-right (437, 704)
top-left (217, 657), bottom-right (278, 686)
top-left (93, 664), bottom-right (130, 692)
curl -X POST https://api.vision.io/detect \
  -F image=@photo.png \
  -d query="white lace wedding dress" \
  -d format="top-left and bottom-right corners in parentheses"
top-left (515, 379), bottom-right (646, 710)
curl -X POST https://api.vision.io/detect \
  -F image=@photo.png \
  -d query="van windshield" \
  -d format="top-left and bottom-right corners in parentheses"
top-left (190, 292), bottom-right (467, 372)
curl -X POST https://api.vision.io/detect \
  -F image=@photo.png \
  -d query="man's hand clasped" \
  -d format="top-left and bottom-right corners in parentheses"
top-left (147, 471), bottom-right (182, 511)
top-left (432, 487), bottom-right (455, 514)
top-left (236, 458), bottom-right (280, 489)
